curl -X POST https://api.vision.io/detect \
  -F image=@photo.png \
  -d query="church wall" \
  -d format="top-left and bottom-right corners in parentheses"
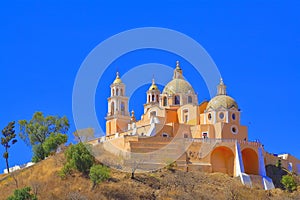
top-left (177, 104), bottom-right (198, 125)
top-left (199, 113), bottom-right (205, 124)
top-left (155, 124), bottom-right (174, 137)
top-left (165, 109), bottom-right (178, 124)
top-left (218, 123), bottom-right (248, 140)
top-left (264, 152), bottom-right (300, 174)
top-left (186, 141), bottom-right (237, 176)
top-left (286, 155), bottom-right (300, 174)
top-left (189, 124), bottom-right (216, 139)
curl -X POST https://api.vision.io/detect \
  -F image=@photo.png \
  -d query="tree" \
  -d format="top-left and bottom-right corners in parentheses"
top-left (7, 186), bottom-right (37, 200)
top-left (73, 128), bottom-right (95, 143)
top-left (281, 175), bottom-right (297, 192)
top-left (62, 143), bottom-right (94, 175)
top-left (89, 164), bottom-right (110, 188)
top-left (1, 121), bottom-right (17, 173)
top-left (19, 112), bottom-right (69, 161)
top-left (42, 133), bottom-right (67, 155)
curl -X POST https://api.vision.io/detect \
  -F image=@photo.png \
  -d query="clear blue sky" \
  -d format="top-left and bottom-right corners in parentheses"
top-left (1, 1), bottom-right (300, 172)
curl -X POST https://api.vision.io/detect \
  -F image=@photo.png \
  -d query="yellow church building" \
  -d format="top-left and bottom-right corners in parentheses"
top-left (91, 61), bottom-right (300, 190)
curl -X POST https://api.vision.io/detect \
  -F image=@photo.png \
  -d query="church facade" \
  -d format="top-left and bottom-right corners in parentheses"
top-left (91, 61), bottom-right (300, 190)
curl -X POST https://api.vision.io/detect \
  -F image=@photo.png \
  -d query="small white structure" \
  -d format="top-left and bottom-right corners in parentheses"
top-left (3, 165), bottom-right (21, 174)
top-left (3, 162), bottom-right (35, 174)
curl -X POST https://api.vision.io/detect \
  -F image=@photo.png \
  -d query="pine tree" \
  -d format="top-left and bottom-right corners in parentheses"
top-left (1, 121), bottom-right (17, 173)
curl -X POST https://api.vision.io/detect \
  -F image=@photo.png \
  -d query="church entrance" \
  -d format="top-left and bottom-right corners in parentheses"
top-left (242, 148), bottom-right (259, 175)
top-left (211, 146), bottom-right (234, 176)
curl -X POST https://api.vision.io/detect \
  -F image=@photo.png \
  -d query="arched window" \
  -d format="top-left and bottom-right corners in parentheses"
top-left (232, 113), bottom-right (236, 120)
top-left (148, 95), bottom-right (150, 103)
top-left (112, 89), bottom-right (115, 96)
top-left (183, 109), bottom-right (188, 123)
top-left (175, 95), bottom-right (180, 105)
top-left (163, 97), bottom-right (167, 106)
top-left (150, 111), bottom-right (156, 117)
top-left (156, 95), bottom-right (159, 102)
top-left (208, 113), bottom-right (212, 121)
top-left (152, 95), bottom-right (155, 102)
top-left (116, 88), bottom-right (119, 96)
top-left (111, 102), bottom-right (115, 115)
top-left (121, 102), bottom-right (125, 115)
top-left (120, 89), bottom-right (123, 96)
top-left (188, 96), bottom-right (192, 103)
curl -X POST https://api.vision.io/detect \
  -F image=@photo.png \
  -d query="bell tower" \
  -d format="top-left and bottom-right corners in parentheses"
top-left (106, 72), bottom-right (130, 135)
top-left (144, 78), bottom-right (161, 113)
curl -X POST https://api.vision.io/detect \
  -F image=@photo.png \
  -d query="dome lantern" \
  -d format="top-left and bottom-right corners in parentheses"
top-left (206, 78), bottom-right (238, 110)
top-left (217, 78), bottom-right (227, 95)
top-left (113, 71), bottom-right (122, 84)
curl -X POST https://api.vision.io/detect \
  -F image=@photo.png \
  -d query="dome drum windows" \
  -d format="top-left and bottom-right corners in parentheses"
top-left (219, 112), bottom-right (225, 120)
top-left (187, 96), bottom-right (192, 104)
top-left (232, 113), bottom-right (236, 120)
top-left (208, 113), bottom-right (212, 121)
top-left (174, 95), bottom-right (180, 105)
top-left (163, 96), bottom-right (168, 106)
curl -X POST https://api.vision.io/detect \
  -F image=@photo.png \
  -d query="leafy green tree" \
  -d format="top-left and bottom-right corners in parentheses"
top-left (281, 175), bottom-right (297, 192)
top-left (89, 164), bottom-right (110, 188)
top-left (42, 133), bottom-right (67, 155)
top-left (7, 186), bottom-right (37, 200)
top-left (63, 143), bottom-right (94, 175)
top-left (1, 121), bottom-right (17, 173)
top-left (19, 112), bottom-right (69, 161)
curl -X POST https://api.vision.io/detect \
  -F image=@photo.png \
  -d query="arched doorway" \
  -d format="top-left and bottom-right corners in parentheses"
top-left (242, 148), bottom-right (259, 175)
top-left (211, 146), bottom-right (234, 176)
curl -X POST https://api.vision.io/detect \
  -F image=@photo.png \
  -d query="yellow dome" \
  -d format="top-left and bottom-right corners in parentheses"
top-left (206, 95), bottom-right (238, 110)
top-left (149, 78), bottom-right (159, 90)
top-left (149, 84), bottom-right (158, 90)
top-left (113, 72), bottom-right (122, 84)
top-left (162, 78), bottom-right (195, 95)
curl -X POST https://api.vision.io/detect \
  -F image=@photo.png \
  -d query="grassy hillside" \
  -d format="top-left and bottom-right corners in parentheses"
top-left (0, 150), bottom-right (299, 200)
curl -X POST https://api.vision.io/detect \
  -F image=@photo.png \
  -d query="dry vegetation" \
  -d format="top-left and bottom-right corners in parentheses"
top-left (0, 151), bottom-right (300, 200)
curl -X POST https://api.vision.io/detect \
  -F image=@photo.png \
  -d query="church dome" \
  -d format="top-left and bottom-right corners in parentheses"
top-left (162, 61), bottom-right (195, 95)
top-left (206, 95), bottom-right (238, 110)
top-left (162, 78), bottom-right (195, 95)
top-left (206, 78), bottom-right (238, 110)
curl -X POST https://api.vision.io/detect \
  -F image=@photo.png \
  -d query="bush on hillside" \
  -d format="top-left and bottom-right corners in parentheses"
top-left (7, 187), bottom-right (37, 200)
top-left (89, 164), bottom-right (110, 188)
top-left (281, 175), bottom-right (297, 192)
top-left (61, 143), bottom-right (94, 176)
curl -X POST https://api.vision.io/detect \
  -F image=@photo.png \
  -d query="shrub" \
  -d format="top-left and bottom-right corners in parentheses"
top-left (281, 175), bottom-right (297, 192)
top-left (89, 164), bottom-right (110, 188)
top-left (61, 143), bottom-right (94, 176)
top-left (165, 160), bottom-right (177, 171)
top-left (7, 187), bottom-right (37, 200)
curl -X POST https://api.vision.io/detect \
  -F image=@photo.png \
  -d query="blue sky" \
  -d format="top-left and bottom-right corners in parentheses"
top-left (0, 1), bottom-right (300, 172)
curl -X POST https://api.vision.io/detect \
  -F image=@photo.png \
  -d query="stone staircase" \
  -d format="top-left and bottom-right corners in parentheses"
top-left (126, 138), bottom-right (189, 171)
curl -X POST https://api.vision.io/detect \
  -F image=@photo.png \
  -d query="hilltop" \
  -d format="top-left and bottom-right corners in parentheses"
top-left (0, 150), bottom-right (299, 200)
